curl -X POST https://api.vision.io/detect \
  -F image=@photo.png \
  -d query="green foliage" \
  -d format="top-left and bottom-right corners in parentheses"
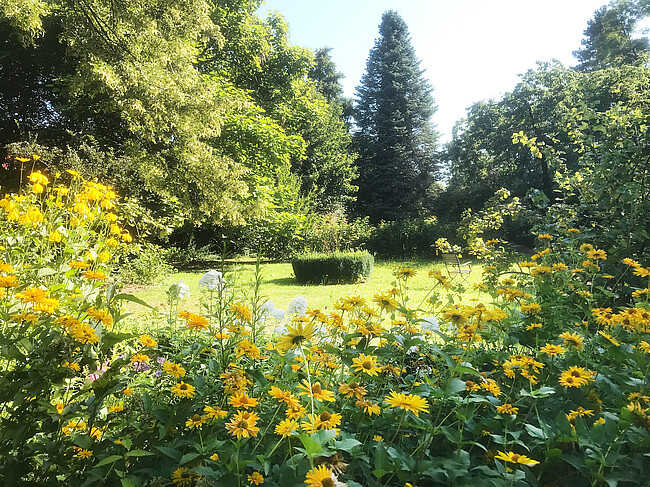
top-left (573, 0), bottom-right (650, 72)
top-left (303, 213), bottom-right (372, 254)
top-left (292, 251), bottom-right (374, 284)
top-left (363, 217), bottom-right (441, 259)
top-left (116, 243), bottom-right (173, 286)
top-left (354, 10), bottom-right (438, 222)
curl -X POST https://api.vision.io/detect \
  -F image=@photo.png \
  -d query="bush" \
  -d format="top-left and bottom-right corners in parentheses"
top-left (117, 242), bottom-right (173, 285)
top-left (363, 216), bottom-right (440, 259)
top-left (291, 251), bottom-right (374, 284)
top-left (303, 213), bottom-right (372, 254)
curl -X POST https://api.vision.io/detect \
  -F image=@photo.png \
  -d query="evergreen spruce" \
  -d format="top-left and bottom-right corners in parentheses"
top-left (354, 10), bottom-right (438, 222)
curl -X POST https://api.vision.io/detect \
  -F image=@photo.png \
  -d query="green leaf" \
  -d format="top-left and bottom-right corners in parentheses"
top-left (333, 438), bottom-right (362, 452)
top-left (154, 446), bottom-right (182, 462)
top-left (124, 449), bottom-right (154, 458)
top-left (179, 452), bottom-right (201, 465)
top-left (94, 455), bottom-right (123, 468)
top-left (114, 293), bottom-right (155, 310)
top-left (120, 479), bottom-right (135, 487)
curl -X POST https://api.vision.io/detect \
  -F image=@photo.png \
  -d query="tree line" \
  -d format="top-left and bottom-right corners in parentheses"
top-left (1, 0), bottom-right (649, 261)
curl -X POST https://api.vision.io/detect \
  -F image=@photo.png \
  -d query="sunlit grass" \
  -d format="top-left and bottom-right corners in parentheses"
top-left (124, 259), bottom-right (486, 317)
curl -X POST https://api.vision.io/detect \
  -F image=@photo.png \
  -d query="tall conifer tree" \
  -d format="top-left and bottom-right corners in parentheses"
top-left (354, 10), bottom-right (438, 222)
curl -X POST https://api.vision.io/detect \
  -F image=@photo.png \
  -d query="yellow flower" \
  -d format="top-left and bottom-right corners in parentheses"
top-left (109, 404), bottom-right (124, 413)
top-left (301, 410), bottom-right (342, 433)
top-left (338, 381), bottom-right (367, 400)
top-left (171, 467), bottom-right (201, 486)
top-left (49, 231), bottom-right (62, 243)
top-left (494, 450), bottom-right (539, 467)
top-left (130, 353), bottom-right (149, 363)
top-left (248, 472), bottom-right (264, 485)
top-left (538, 233), bottom-right (553, 240)
top-left (351, 353), bottom-right (381, 376)
top-left (228, 392), bottom-right (259, 409)
top-left (372, 292), bottom-right (399, 312)
top-left (559, 366), bottom-right (595, 388)
top-left (373, 435), bottom-right (384, 441)
top-left (395, 267), bottom-right (417, 279)
top-left (275, 418), bottom-right (299, 437)
top-left (209, 453), bottom-right (219, 461)
top-left (171, 381), bottom-right (196, 399)
top-left (559, 331), bottom-right (584, 349)
top-left (297, 380), bottom-right (335, 402)
top-left (139, 335), bottom-right (157, 347)
top-left (305, 465), bottom-right (338, 487)
top-left (496, 404), bottom-right (519, 415)
top-left (598, 331), bottom-right (620, 346)
top-left (356, 399), bottom-right (381, 415)
top-left (163, 361), bottom-right (186, 378)
top-left (384, 391), bottom-right (429, 416)
top-left (203, 405), bottom-right (227, 420)
top-left (225, 410), bottom-right (260, 439)
top-left (540, 343), bottom-right (566, 356)
top-left (183, 312), bottom-right (209, 331)
top-left (587, 249), bottom-right (607, 260)
top-left (566, 406), bottom-right (594, 421)
top-left (185, 414), bottom-right (205, 428)
top-left (277, 321), bottom-right (316, 352)
top-left (73, 447), bottom-right (93, 459)
top-left (83, 270), bottom-right (107, 280)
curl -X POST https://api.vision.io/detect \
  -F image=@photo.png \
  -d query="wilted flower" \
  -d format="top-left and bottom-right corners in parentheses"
top-left (198, 270), bottom-right (225, 291)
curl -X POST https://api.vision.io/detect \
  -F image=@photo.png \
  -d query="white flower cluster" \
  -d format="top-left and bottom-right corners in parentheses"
top-left (166, 280), bottom-right (190, 301)
top-left (198, 270), bottom-right (225, 292)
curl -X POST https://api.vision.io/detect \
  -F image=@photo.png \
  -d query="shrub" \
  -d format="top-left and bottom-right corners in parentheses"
top-left (303, 213), bottom-right (372, 253)
top-left (291, 251), bottom-right (374, 284)
top-left (117, 242), bottom-right (173, 285)
top-left (363, 216), bottom-right (440, 259)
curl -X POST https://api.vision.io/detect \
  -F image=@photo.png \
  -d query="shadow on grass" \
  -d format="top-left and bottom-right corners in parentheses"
top-left (264, 277), bottom-right (302, 286)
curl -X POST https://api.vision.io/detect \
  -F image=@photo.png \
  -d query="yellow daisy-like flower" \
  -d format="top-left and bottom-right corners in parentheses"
top-left (566, 407), bottom-right (594, 421)
top-left (587, 249), bottom-right (607, 260)
top-left (209, 453), bottom-right (219, 461)
top-left (139, 335), bottom-right (157, 347)
top-left (538, 233), bottom-right (553, 240)
top-left (171, 381), bottom-right (196, 399)
top-left (351, 353), bottom-right (381, 376)
top-left (277, 321), bottom-right (316, 352)
top-left (559, 366), bottom-right (595, 388)
top-left (639, 341), bottom-right (650, 353)
top-left (597, 331), bottom-right (620, 346)
top-left (494, 450), bottom-right (539, 467)
top-left (338, 381), bottom-right (367, 400)
top-left (540, 343), bottom-right (566, 356)
top-left (356, 399), bottom-right (381, 416)
top-left (496, 404), bottom-right (519, 415)
top-left (225, 410), bottom-right (260, 439)
top-left (372, 292), bottom-right (399, 312)
top-left (185, 414), bottom-right (205, 429)
top-left (73, 447), bottom-right (93, 459)
top-left (248, 472), bottom-right (264, 485)
top-left (86, 307), bottom-right (113, 327)
top-left (228, 392), bottom-right (258, 409)
top-left (171, 467), bottom-right (201, 486)
top-left (130, 353), bottom-right (149, 363)
top-left (83, 270), bottom-right (107, 280)
top-left (203, 405), bottom-right (227, 420)
top-left (384, 391), bottom-right (429, 417)
top-left (163, 361), bottom-right (186, 378)
top-left (395, 267), bottom-right (417, 279)
top-left (183, 312), bottom-right (209, 331)
top-left (559, 331), bottom-right (584, 349)
top-left (297, 380), bottom-right (335, 402)
top-left (301, 411), bottom-right (342, 433)
top-left (579, 243), bottom-right (594, 253)
top-left (275, 418), bottom-right (299, 437)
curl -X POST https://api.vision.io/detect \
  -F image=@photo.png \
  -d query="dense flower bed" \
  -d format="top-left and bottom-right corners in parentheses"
top-left (1, 166), bottom-right (649, 487)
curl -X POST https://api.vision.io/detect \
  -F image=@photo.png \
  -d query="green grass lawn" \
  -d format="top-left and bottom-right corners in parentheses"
top-left (124, 259), bottom-right (486, 318)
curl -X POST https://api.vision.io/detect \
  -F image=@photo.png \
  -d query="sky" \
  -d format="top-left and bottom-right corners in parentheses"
top-left (256, 0), bottom-right (610, 142)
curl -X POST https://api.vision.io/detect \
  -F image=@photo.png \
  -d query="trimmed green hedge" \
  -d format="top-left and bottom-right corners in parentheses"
top-left (291, 251), bottom-right (374, 284)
